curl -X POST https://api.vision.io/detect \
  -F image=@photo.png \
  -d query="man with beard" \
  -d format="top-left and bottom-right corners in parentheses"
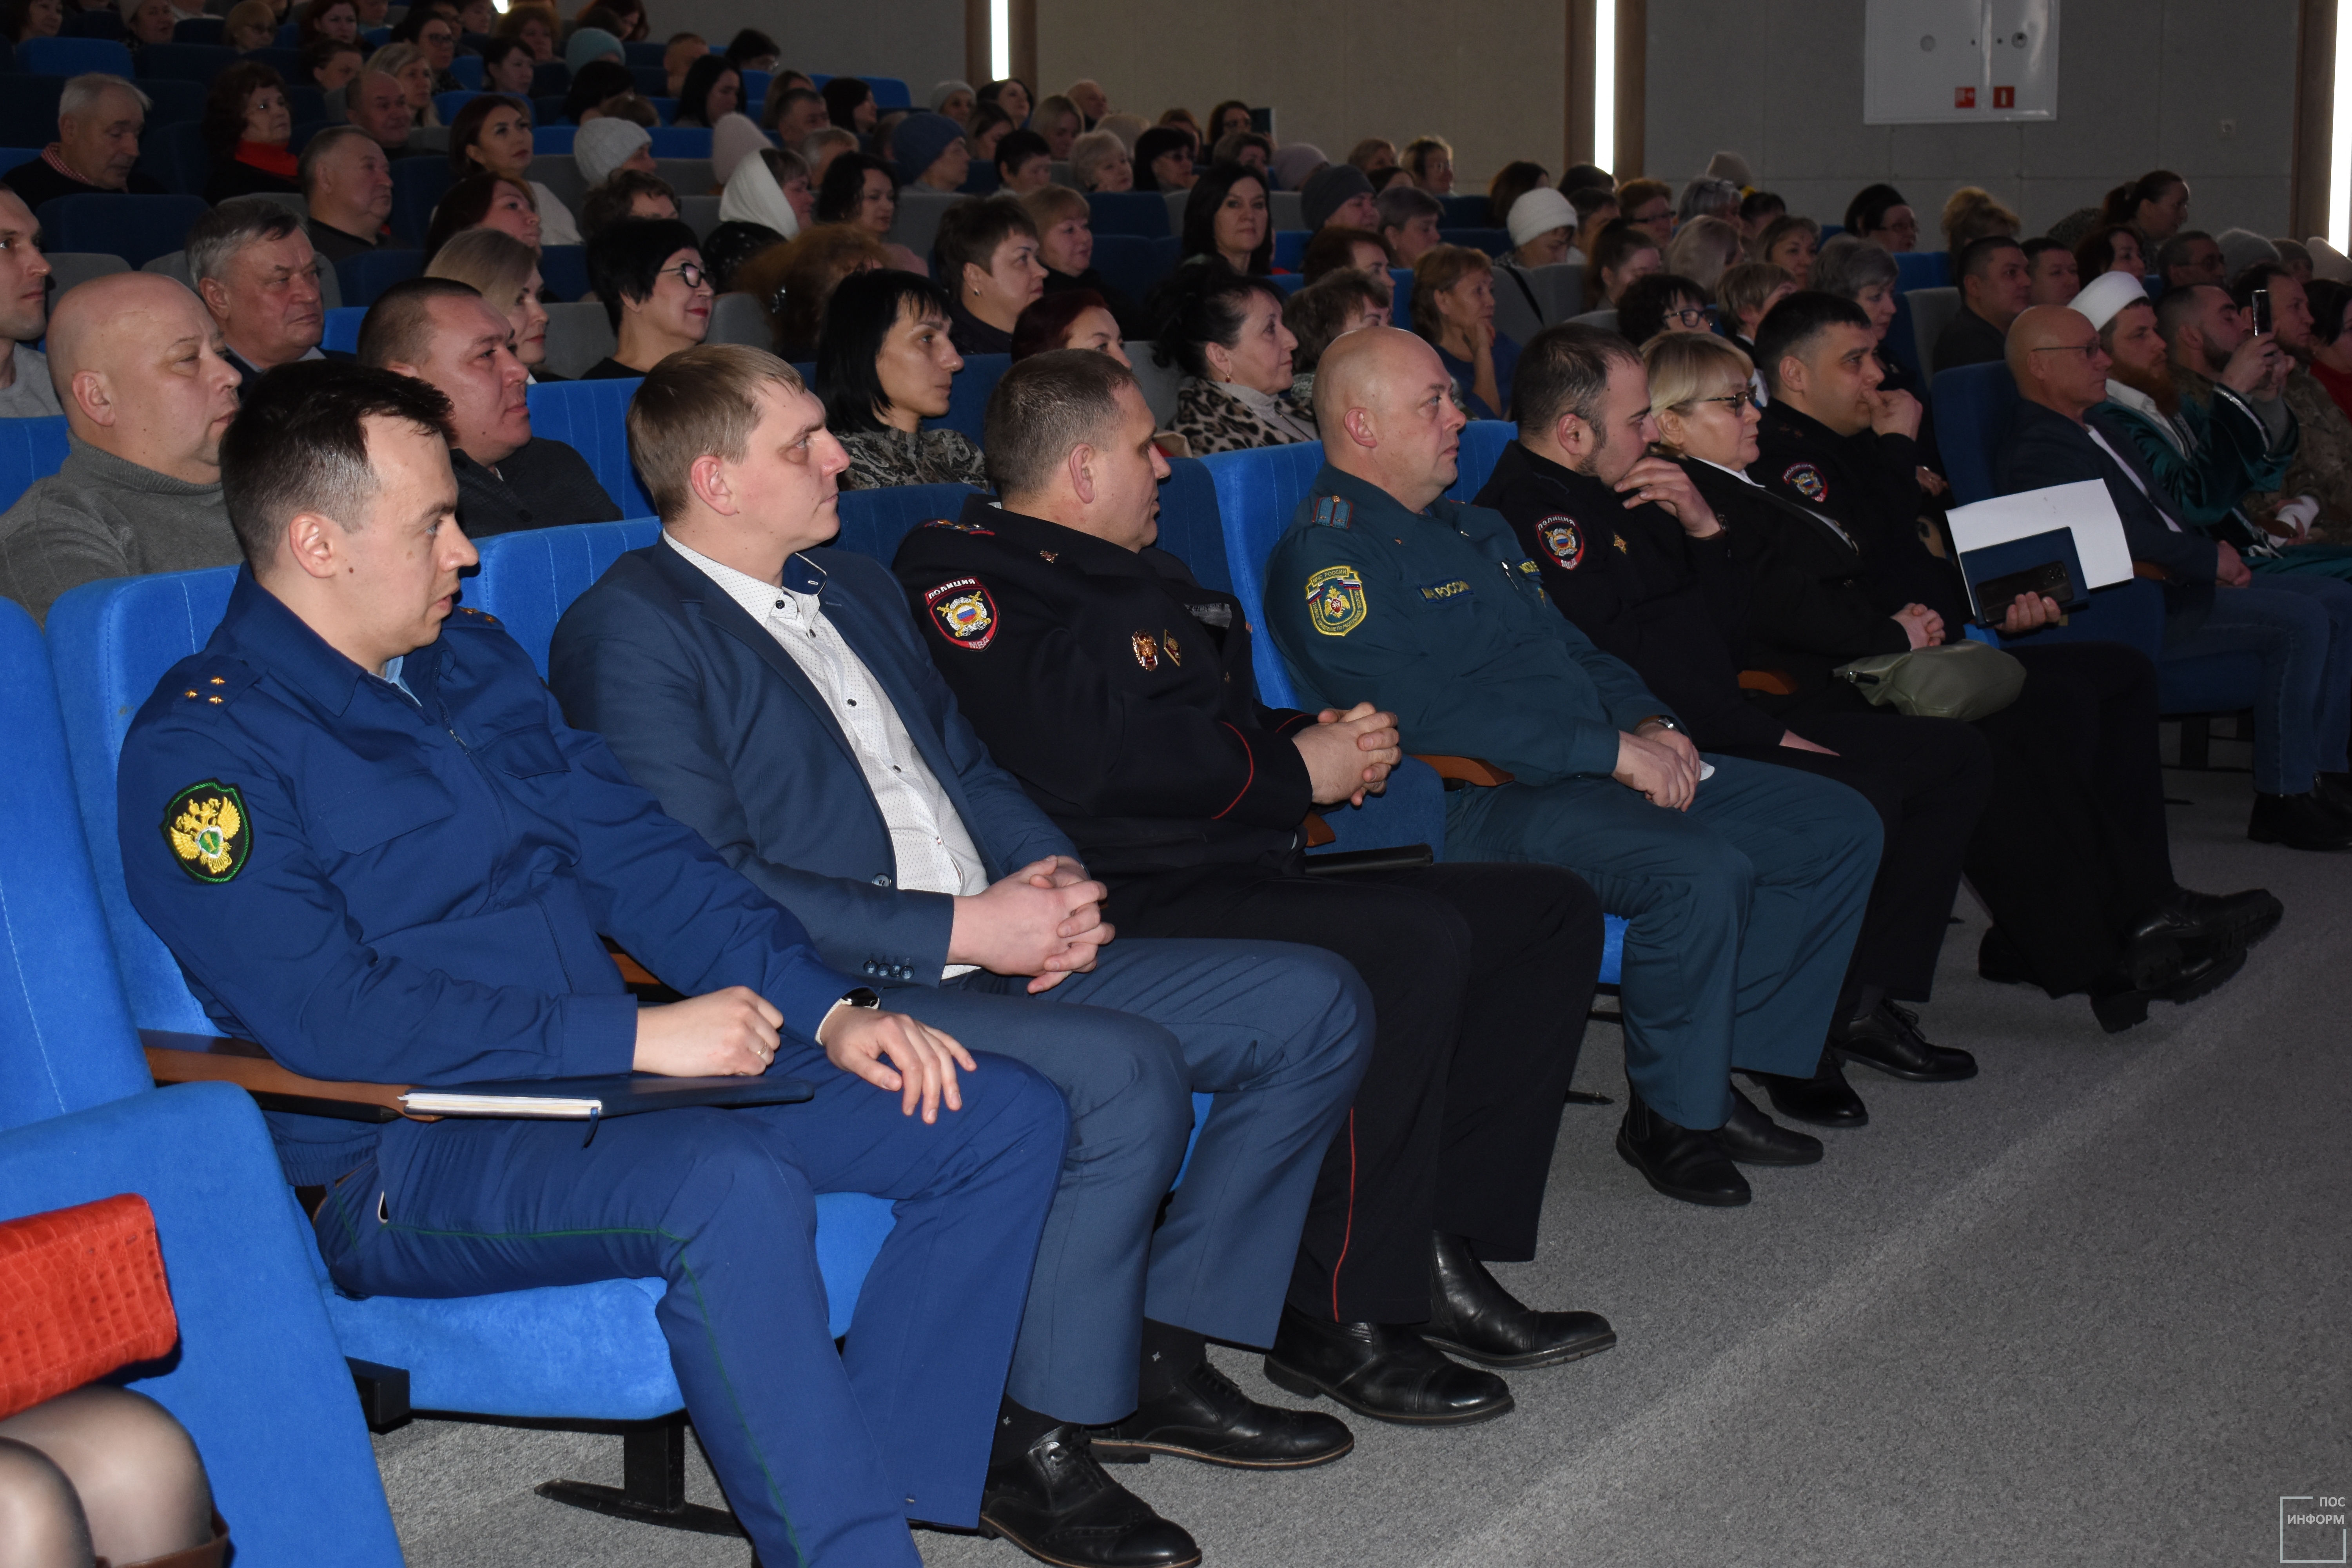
top-left (2240, 261), bottom-right (2352, 533)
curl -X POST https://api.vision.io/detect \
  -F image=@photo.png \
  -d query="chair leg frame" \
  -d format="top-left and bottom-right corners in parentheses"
top-left (532, 1414), bottom-right (747, 1539)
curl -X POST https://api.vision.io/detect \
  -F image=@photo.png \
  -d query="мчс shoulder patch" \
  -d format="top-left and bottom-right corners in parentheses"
top-left (923, 577), bottom-right (998, 650)
top-left (1304, 564), bottom-right (1368, 636)
top-left (1535, 515), bottom-right (1585, 570)
top-left (1782, 463), bottom-right (1828, 504)
top-left (162, 780), bottom-right (251, 883)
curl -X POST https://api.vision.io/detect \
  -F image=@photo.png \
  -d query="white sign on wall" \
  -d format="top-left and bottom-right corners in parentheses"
top-left (1864, 0), bottom-right (2060, 124)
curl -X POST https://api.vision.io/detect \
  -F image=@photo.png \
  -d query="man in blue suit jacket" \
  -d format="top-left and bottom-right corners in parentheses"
top-left (546, 347), bottom-right (1375, 1568)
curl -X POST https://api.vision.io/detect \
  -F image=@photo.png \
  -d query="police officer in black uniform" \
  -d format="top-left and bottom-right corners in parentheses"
top-left (893, 350), bottom-right (1617, 1429)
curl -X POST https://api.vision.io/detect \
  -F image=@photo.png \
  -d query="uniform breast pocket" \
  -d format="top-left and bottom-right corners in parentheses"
top-left (314, 770), bottom-right (459, 854)
top-left (477, 724), bottom-right (572, 780)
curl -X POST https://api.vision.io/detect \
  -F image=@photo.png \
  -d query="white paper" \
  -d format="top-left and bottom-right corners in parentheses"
top-left (1943, 480), bottom-right (2134, 590)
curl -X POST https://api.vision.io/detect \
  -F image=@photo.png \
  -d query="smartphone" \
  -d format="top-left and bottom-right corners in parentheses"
top-left (2250, 288), bottom-right (2273, 337)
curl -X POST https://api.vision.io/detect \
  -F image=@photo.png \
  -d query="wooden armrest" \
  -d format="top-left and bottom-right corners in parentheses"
top-left (1410, 753), bottom-right (1516, 787)
top-left (1737, 668), bottom-right (1798, 696)
top-left (140, 1029), bottom-right (410, 1122)
top-left (2132, 561), bottom-right (2172, 581)
top-left (608, 948), bottom-right (660, 986)
top-left (1301, 811), bottom-right (1337, 847)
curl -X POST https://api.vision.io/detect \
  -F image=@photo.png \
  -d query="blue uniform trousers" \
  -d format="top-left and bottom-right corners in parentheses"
top-left (1442, 755), bottom-right (1880, 1130)
top-left (310, 1045), bottom-right (1067, 1568)
top-left (2167, 578), bottom-right (2352, 791)
top-left (879, 937), bottom-right (1372, 1424)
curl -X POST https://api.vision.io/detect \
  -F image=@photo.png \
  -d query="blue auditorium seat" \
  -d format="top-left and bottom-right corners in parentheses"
top-left (321, 303), bottom-right (367, 354)
top-left (528, 376), bottom-right (655, 514)
top-left (0, 415), bottom-right (69, 512)
top-left (1439, 227), bottom-right (1513, 258)
top-left (134, 40), bottom-right (237, 83)
top-left (1893, 250), bottom-right (1951, 292)
top-left (0, 145), bottom-right (38, 177)
top-left (34, 192), bottom-right (206, 269)
top-left (533, 124), bottom-right (576, 153)
top-left (645, 124), bottom-right (711, 158)
top-left (136, 76), bottom-right (205, 126)
top-left (537, 243), bottom-right (590, 301)
top-left (1272, 229), bottom-right (1309, 270)
top-left (334, 245), bottom-right (422, 307)
top-left (448, 53), bottom-right (481, 88)
top-left (1437, 194), bottom-right (1490, 228)
top-left (1447, 419), bottom-right (1515, 501)
top-left (389, 156), bottom-right (453, 247)
top-left (865, 76), bottom-right (910, 109)
top-left (0, 74), bottom-right (64, 149)
top-left (1929, 361), bottom-right (2014, 506)
top-left (283, 81), bottom-right (325, 123)
top-left (142, 120), bottom-right (210, 197)
top-left (624, 40), bottom-right (664, 67)
top-left (628, 64), bottom-right (667, 99)
top-left (928, 352), bottom-right (1008, 444)
top-left (531, 59), bottom-right (570, 98)
top-left (62, 8), bottom-right (123, 37)
top-left (1884, 290), bottom-right (1925, 392)
top-left (433, 89), bottom-right (481, 122)
top-left (1090, 234), bottom-right (1178, 306)
top-left (16, 35), bottom-right (131, 76)
top-left (1087, 191), bottom-right (1171, 238)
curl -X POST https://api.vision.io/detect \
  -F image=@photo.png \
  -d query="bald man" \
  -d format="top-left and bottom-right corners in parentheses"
top-left (0, 273), bottom-right (243, 624)
top-left (1269, 327), bottom-right (1884, 1209)
top-left (1065, 79), bottom-right (1109, 127)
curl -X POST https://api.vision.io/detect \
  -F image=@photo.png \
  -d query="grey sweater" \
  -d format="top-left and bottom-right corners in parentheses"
top-left (0, 437), bottom-right (240, 626)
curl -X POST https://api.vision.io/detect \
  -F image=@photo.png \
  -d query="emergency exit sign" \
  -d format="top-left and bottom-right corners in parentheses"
top-left (1866, 0), bottom-right (2060, 124)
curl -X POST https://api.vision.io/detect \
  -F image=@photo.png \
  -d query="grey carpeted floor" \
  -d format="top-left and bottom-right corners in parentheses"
top-left (375, 763), bottom-right (2352, 1567)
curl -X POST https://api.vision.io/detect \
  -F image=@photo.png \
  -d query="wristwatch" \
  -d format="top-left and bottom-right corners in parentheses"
top-left (1637, 715), bottom-right (1684, 735)
top-left (818, 986), bottom-right (881, 1040)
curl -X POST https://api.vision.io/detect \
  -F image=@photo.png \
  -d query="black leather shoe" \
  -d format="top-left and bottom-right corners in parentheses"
top-left (1262, 1306), bottom-right (1513, 1426)
top-left (1419, 1231), bottom-right (1616, 1370)
top-left (1978, 925), bottom-right (2034, 986)
top-left (1088, 1356), bottom-right (1352, 1470)
top-left (1743, 1049), bottom-right (1868, 1128)
top-left (2249, 791), bottom-right (2352, 851)
top-left (2140, 885), bottom-right (2283, 964)
top-left (2159, 945), bottom-right (2248, 1005)
top-left (1833, 1000), bottom-right (1978, 1082)
top-left (2088, 920), bottom-right (2194, 1033)
top-left (1615, 1084), bottom-right (1750, 1204)
top-left (978, 1425), bottom-right (1200, 1568)
top-left (1716, 1085), bottom-right (1823, 1166)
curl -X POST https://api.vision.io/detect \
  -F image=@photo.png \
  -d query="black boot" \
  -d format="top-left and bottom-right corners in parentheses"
top-left (979, 1413), bottom-right (1200, 1568)
top-left (1615, 1082), bottom-right (1749, 1205)
top-left (1419, 1232), bottom-right (1616, 1370)
top-left (2129, 885), bottom-right (2283, 966)
top-left (1089, 1331), bottom-right (1352, 1469)
top-left (1262, 1305), bottom-right (1513, 1426)
top-left (1832, 999), bottom-right (1978, 1082)
top-left (2248, 791), bottom-right (2352, 851)
top-left (1743, 1047), bottom-right (1869, 1128)
top-left (2088, 919), bottom-right (2193, 1033)
top-left (1716, 1085), bottom-right (1823, 1166)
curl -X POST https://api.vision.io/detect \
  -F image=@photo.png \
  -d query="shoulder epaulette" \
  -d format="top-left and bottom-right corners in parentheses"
top-left (448, 605), bottom-right (502, 630)
top-left (1311, 494), bottom-right (1353, 531)
top-left (921, 517), bottom-right (996, 536)
top-left (166, 658), bottom-right (261, 710)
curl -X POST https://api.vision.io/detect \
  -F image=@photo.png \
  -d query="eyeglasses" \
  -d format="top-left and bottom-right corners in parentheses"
top-left (1666, 305), bottom-right (1715, 328)
top-left (2028, 342), bottom-right (2102, 361)
top-left (660, 262), bottom-right (711, 290)
top-left (1691, 390), bottom-right (1759, 411)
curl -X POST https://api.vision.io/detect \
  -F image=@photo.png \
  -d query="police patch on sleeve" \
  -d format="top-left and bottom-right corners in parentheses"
top-left (1782, 463), bottom-right (1828, 504)
top-left (1536, 515), bottom-right (1585, 570)
top-left (923, 577), bottom-right (998, 650)
top-left (1304, 564), bottom-right (1368, 637)
top-left (162, 780), bottom-right (250, 884)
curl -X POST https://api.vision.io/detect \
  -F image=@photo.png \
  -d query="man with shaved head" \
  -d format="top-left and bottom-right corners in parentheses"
top-left (1271, 325), bottom-right (1884, 1210)
top-left (0, 272), bottom-right (242, 623)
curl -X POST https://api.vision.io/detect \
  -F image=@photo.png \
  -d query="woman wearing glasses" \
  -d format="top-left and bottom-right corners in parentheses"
top-left (1615, 272), bottom-right (1714, 349)
top-left (579, 218), bottom-right (714, 378)
top-left (1414, 243), bottom-right (1517, 419)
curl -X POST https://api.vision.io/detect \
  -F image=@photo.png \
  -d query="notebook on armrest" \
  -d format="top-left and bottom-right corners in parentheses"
top-left (1960, 527), bottom-right (2089, 626)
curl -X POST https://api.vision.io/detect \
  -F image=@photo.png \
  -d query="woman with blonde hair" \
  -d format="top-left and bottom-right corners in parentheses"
top-left (428, 227), bottom-right (557, 379)
top-left (1940, 185), bottom-right (2019, 254)
top-left (370, 41), bottom-right (443, 127)
top-left (1068, 128), bottom-right (1132, 192)
top-left (1665, 214), bottom-right (1744, 294)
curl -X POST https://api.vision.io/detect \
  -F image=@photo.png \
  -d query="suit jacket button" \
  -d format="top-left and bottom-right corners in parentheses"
top-left (872, 874), bottom-right (892, 887)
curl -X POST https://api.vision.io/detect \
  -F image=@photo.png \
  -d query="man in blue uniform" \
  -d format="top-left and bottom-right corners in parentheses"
top-left (115, 361), bottom-right (1069, 1568)
top-left (1267, 327), bottom-right (1883, 1210)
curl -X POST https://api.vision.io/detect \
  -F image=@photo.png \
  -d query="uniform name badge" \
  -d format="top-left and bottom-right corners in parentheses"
top-left (1304, 564), bottom-right (1368, 637)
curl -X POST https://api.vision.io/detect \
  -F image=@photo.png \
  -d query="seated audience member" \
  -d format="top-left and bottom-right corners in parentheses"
top-left (392, 4), bottom-right (464, 94)
top-left (201, 62), bottom-right (300, 202)
top-left (1349, 136), bottom-right (1399, 176)
top-left (2217, 228), bottom-right (2283, 286)
top-left (1068, 128), bottom-right (1132, 192)
top-left (1416, 243), bottom-right (1515, 419)
top-left (1021, 183), bottom-right (1149, 339)
top-left (0, 191), bottom-right (58, 419)
top-left (1180, 162), bottom-right (1273, 275)
top-left (726, 25), bottom-right (779, 69)
top-left (934, 197), bottom-right (1045, 355)
top-left (492, 4), bottom-right (556, 61)
top-left (1753, 214), bottom-right (1818, 287)
top-left (0, 1385), bottom-right (226, 1565)
top-left (1503, 186), bottom-right (1576, 268)
top-left (930, 79), bottom-right (977, 125)
top-left (580, 168), bottom-right (681, 238)
top-left (672, 54), bottom-right (742, 129)
top-left (995, 129), bottom-right (1054, 196)
top-left (1998, 303), bottom-right (2352, 850)
top-left (1478, 325), bottom-right (1987, 1110)
top-left (1270, 141), bottom-right (1327, 196)
top-left (1614, 271), bottom-right (1711, 348)
top-left (369, 44), bottom-right (443, 129)
top-left (2156, 229), bottom-right (2225, 292)
top-left (1303, 163), bottom-right (1379, 233)
top-left (738, 223), bottom-right (889, 359)
top-left (562, 24), bottom-right (623, 77)
top-left (2255, 269), bottom-right (2352, 525)
top-left (1931, 234), bottom-right (2032, 372)
top-left (1265, 325), bottom-right (1877, 1203)
top-left (1615, 178), bottom-right (1673, 246)
top-left (802, 125), bottom-right (860, 183)
top-left (301, 125), bottom-right (398, 263)
top-left (765, 85), bottom-right (831, 146)
top-left (358, 276), bottom-right (618, 533)
top-left (719, 149), bottom-right (811, 241)
top-left (1677, 176), bottom-right (1739, 226)
top-left (894, 111), bottom-right (971, 193)
top-left (1206, 97), bottom-right (1252, 140)
top-left (1715, 259), bottom-right (1793, 358)
top-left (564, 62), bottom-right (653, 131)
top-left (1940, 185), bottom-right (2018, 255)
top-left (661, 32), bottom-right (706, 96)
top-left (305, 37), bottom-right (367, 96)
top-left (2074, 223), bottom-right (2146, 283)
top-left (1566, 185), bottom-right (1619, 261)
top-left (121, 0), bottom-right (174, 47)
top-left (817, 150), bottom-right (926, 274)
top-left (1211, 130), bottom-right (1272, 179)
top-left (988, 75), bottom-right (1039, 123)
top-left (190, 203), bottom-right (336, 391)
top-left (427, 227), bottom-right (554, 379)
top-left (449, 93), bottom-right (583, 245)
top-left (1132, 125), bottom-right (1196, 192)
top-left (961, 105), bottom-right (1016, 178)
top-left (300, 0), bottom-right (358, 49)
top-left (703, 222), bottom-right (789, 296)
top-left (2102, 169), bottom-right (2191, 252)
top-left (1377, 185), bottom-right (1444, 268)
top-left (1158, 268), bottom-right (1313, 453)
top-left (552, 339), bottom-right (1373, 1568)
top-left (2275, 238), bottom-right (2317, 283)
top-left (1843, 183), bottom-right (1915, 251)
top-left (1583, 219), bottom-right (1661, 311)
top-left (1010, 287), bottom-right (1129, 363)
top-left (1299, 224), bottom-right (1392, 285)
top-left (2303, 278), bottom-right (2352, 419)
top-left (815, 269), bottom-right (989, 489)
top-left (3, 0), bottom-right (61, 42)
top-left (477, 35), bottom-right (539, 98)
top-left (1738, 189), bottom-right (1787, 244)
top-left (120, 356), bottom-right (1067, 1568)
top-left (897, 345), bottom-right (1615, 1423)
top-left (2023, 236), bottom-right (2080, 306)
top-left (1097, 111), bottom-right (1152, 153)
top-left (4, 74), bottom-right (167, 205)
top-left (424, 173), bottom-right (544, 260)
top-left (1284, 265), bottom-right (1390, 397)
top-left (582, 218), bottom-right (711, 378)
top-left (1664, 214), bottom-right (1742, 294)
top-left (0, 274), bottom-right (241, 624)
top-left (1031, 95), bottom-right (1083, 160)
top-left (823, 75), bottom-right (878, 136)
top-left (347, 66), bottom-right (428, 159)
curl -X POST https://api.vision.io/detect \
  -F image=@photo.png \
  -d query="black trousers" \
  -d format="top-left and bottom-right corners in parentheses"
top-left (1103, 860), bottom-right (1603, 1325)
top-left (1715, 711), bottom-right (1994, 1004)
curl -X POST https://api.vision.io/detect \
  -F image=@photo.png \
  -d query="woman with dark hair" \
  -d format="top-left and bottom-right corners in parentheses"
top-left (581, 216), bottom-right (711, 377)
top-left (1582, 218), bottom-right (1661, 310)
top-left (673, 54), bottom-right (743, 128)
top-left (1754, 214), bottom-right (1820, 287)
top-left (1485, 159), bottom-right (1549, 229)
top-left (1283, 266), bottom-right (1389, 394)
top-left (817, 268), bottom-right (991, 488)
top-left (1157, 268), bottom-right (1313, 453)
top-left (961, 103), bottom-right (1014, 176)
top-left (2, 0), bottom-right (60, 43)
top-left (976, 77), bottom-right (1032, 126)
top-left (822, 76), bottom-right (877, 138)
top-left (2099, 170), bottom-right (2190, 250)
top-left (1205, 98), bottom-right (1252, 142)
top-left (1179, 162), bottom-right (1272, 274)
top-left (477, 34), bottom-right (537, 96)
top-left (1842, 182), bottom-right (1916, 251)
top-left (1019, 184), bottom-right (1150, 339)
top-left (2074, 223), bottom-right (2147, 281)
top-left (448, 93), bottom-right (582, 243)
top-left (1613, 271), bottom-right (1712, 348)
top-left (388, 2), bottom-right (464, 92)
top-left (815, 150), bottom-right (926, 272)
top-left (200, 62), bottom-right (300, 202)
top-left (932, 196), bottom-right (1045, 353)
top-left (601, 0), bottom-right (647, 42)
top-left (1011, 287), bottom-right (1130, 362)
top-left (492, 4), bottom-right (557, 61)
top-left (1132, 125), bottom-right (1196, 192)
top-left (562, 59), bottom-right (641, 124)
top-left (297, 0), bottom-right (357, 49)
top-left (1736, 188), bottom-right (1785, 243)
top-left (425, 172), bottom-right (543, 261)
top-left (726, 27), bottom-right (779, 70)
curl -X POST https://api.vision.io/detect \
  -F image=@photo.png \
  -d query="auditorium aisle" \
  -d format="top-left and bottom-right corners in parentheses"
top-left (375, 763), bottom-right (2351, 1568)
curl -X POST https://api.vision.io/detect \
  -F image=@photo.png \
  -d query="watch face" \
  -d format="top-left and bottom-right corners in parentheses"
top-left (844, 986), bottom-right (882, 1009)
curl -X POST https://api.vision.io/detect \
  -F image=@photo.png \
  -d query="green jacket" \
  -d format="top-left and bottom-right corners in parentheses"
top-left (2089, 371), bottom-right (2294, 532)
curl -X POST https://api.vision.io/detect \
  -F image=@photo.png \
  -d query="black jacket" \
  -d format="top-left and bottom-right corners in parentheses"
top-left (946, 298), bottom-right (1015, 356)
top-left (1475, 440), bottom-right (1782, 750)
top-left (1752, 397), bottom-right (1959, 624)
top-left (1930, 304), bottom-right (2008, 374)
top-left (891, 494), bottom-right (1317, 878)
top-left (451, 439), bottom-right (623, 537)
top-left (4, 158), bottom-right (165, 209)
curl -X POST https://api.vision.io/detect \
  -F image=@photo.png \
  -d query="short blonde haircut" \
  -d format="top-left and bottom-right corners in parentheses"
top-left (1715, 260), bottom-right (1792, 332)
top-left (628, 343), bottom-right (806, 520)
top-left (1942, 185), bottom-right (2020, 252)
top-left (1664, 215), bottom-right (1743, 293)
top-left (1097, 111), bottom-right (1150, 151)
top-left (426, 227), bottom-right (537, 308)
top-left (1409, 243), bottom-right (1492, 338)
top-left (1019, 182), bottom-right (1089, 232)
top-left (1068, 129), bottom-right (1128, 190)
top-left (1641, 330), bottom-right (1754, 450)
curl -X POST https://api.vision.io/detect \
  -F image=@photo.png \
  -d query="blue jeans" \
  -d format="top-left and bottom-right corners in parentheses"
top-left (2168, 580), bottom-right (2352, 790)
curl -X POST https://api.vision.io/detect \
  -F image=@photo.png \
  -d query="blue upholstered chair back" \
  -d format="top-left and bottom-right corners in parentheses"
top-left (137, 39), bottom-right (236, 81)
top-left (1884, 290), bottom-right (1926, 390)
top-left (469, 517), bottom-right (663, 672)
top-left (33, 193), bottom-right (209, 270)
top-left (14, 35), bottom-right (131, 74)
top-left (1154, 458), bottom-right (1232, 593)
top-left (1090, 234), bottom-right (1180, 306)
top-left (1086, 191), bottom-right (1171, 238)
top-left (390, 156), bottom-right (454, 247)
top-left (322, 303), bottom-right (367, 354)
top-left (0, 414), bottom-right (69, 512)
top-left (527, 376), bottom-right (657, 515)
top-left (1448, 420), bottom-right (1515, 503)
top-left (1930, 361), bottom-right (2020, 506)
top-left (1894, 250), bottom-right (1952, 292)
top-left (335, 245), bottom-right (423, 308)
top-left (837, 480), bottom-right (983, 563)
top-left (936, 353), bottom-right (1008, 444)
top-left (1200, 441), bottom-right (1328, 709)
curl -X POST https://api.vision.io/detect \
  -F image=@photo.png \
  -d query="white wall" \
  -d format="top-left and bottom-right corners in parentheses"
top-left (650, 0), bottom-right (965, 92)
top-left (1642, 0), bottom-right (2300, 241)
